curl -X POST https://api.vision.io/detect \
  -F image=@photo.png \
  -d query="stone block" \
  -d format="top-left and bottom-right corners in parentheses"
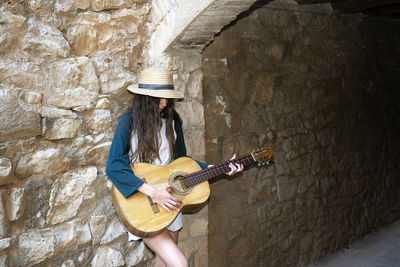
top-left (0, 86), bottom-right (41, 143)
top-left (251, 76), bottom-right (274, 105)
top-left (77, 222), bottom-right (92, 246)
top-left (276, 176), bottom-right (297, 202)
top-left (91, 51), bottom-right (136, 95)
top-left (85, 141), bottom-right (112, 166)
top-left (6, 188), bottom-right (27, 221)
top-left (55, 0), bottom-right (80, 13)
top-left (95, 98), bottom-right (111, 109)
top-left (100, 218), bottom-right (125, 244)
top-left (0, 252), bottom-right (8, 265)
top-left (54, 220), bottom-right (80, 252)
top-left (41, 107), bottom-right (78, 119)
top-left (91, 247), bottom-right (124, 267)
top-left (0, 157), bottom-right (12, 185)
top-left (23, 18), bottom-right (70, 58)
top-left (27, 0), bottom-right (55, 14)
top-left (90, 0), bottom-right (133, 12)
top-left (47, 167), bottom-right (97, 224)
top-left (0, 190), bottom-right (10, 237)
top-left (65, 22), bottom-right (97, 56)
top-left (0, 9), bottom-right (26, 53)
top-left (0, 237), bottom-right (11, 250)
top-left (17, 228), bottom-right (55, 266)
top-left (175, 101), bottom-right (204, 127)
top-left (61, 259), bottom-right (76, 267)
top-left (187, 70), bottom-right (203, 100)
top-left (125, 241), bottom-right (153, 266)
top-left (45, 118), bottom-right (83, 140)
top-left (15, 147), bottom-right (70, 179)
top-left (85, 109), bottom-right (112, 134)
top-left (89, 215), bottom-right (108, 245)
top-left (53, 218), bottom-right (92, 252)
top-left (46, 57), bottom-right (99, 110)
top-left (240, 103), bottom-right (266, 133)
top-left (65, 9), bottom-right (143, 56)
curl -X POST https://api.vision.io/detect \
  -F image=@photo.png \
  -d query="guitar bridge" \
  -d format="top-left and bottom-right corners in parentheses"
top-left (143, 178), bottom-right (160, 214)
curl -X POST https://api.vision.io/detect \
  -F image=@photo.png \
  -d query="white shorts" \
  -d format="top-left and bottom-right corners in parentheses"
top-left (128, 212), bottom-right (183, 241)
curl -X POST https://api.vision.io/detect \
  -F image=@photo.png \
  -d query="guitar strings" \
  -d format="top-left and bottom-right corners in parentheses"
top-left (184, 155), bottom-right (254, 187)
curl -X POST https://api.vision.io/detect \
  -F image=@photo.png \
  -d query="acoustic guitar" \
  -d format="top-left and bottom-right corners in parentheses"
top-left (111, 147), bottom-right (274, 237)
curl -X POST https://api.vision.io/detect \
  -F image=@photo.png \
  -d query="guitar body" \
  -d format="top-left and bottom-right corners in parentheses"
top-left (111, 157), bottom-right (210, 238)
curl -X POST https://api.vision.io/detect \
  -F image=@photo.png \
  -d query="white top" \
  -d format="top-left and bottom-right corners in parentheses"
top-left (129, 119), bottom-right (176, 166)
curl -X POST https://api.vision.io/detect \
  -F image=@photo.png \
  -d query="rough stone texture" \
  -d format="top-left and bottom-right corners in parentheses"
top-left (89, 215), bottom-right (107, 245)
top-left (47, 167), bottom-right (97, 225)
top-left (61, 259), bottom-right (76, 267)
top-left (41, 107), bottom-right (78, 119)
top-left (46, 56), bottom-right (100, 110)
top-left (91, 246), bottom-right (124, 267)
top-left (53, 219), bottom-right (81, 252)
top-left (85, 109), bottom-right (112, 134)
top-left (125, 241), bottom-right (154, 266)
top-left (45, 118), bottom-right (83, 140)
top-left (15, 147), bottom-right (70, 179)
top-left (0, 86), bottom-right (41, 143)
top-left (0, 157), bottom-right (12, 185)
top-left (0, 255), bottom-right (6, 267)
top-left (0, 190), bottom-right (10, 237)
top-left (6, 187), bottom-right (27, 221)
top-left (203, 7), bottom-right (400, 267)
top-left (17, 228), bottom-right (55, 266)
top-left (100, 217), bottom-right (125, 244)
top-left (0, 9), bottom-right (26, 54)
top-left (0, 237), bottom-right (11, 250)
top-left (23, 18), bottom-right (70, 58)
top-left (1, 0), bottom-right (208, 266)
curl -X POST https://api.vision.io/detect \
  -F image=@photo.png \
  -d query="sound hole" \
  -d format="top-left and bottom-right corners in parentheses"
top-left (169, 171), bottom-right (193, 196)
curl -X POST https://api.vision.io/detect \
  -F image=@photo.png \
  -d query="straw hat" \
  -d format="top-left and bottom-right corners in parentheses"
top-left (127, 68), bottom-right (184, 99)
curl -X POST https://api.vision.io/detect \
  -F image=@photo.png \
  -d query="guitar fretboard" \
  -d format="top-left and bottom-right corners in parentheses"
top-left (184, 155), bottom-right (255, 187)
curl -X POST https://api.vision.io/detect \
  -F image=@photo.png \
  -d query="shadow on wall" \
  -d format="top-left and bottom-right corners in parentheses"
top-left (202, 5), bottom-right (400, 267)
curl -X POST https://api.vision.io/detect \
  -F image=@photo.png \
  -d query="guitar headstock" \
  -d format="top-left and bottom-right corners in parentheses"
top-left (251, 147), bottom-right (274, 166)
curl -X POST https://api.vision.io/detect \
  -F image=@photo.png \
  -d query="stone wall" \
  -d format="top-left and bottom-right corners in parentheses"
top-left (203, 7), bottom-right (400, 266)
top-left (0, 1), bottom-right (207, 266)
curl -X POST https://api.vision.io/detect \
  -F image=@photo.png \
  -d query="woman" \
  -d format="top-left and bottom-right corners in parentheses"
top-left (106, 68), bottom-right (243, 267)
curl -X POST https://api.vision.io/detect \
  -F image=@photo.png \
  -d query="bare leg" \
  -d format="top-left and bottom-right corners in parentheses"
top-left (153, 230), bottom-right (180, 267)
top-left (144, 229), bottom-right (187, 267)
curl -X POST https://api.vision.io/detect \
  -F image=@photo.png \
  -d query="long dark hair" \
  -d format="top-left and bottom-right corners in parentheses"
top-left (126, 94), bottom-right (177, 163)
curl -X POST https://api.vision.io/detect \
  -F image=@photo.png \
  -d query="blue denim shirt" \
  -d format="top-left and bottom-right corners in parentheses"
top-left (106, 113), bottom-right (209, 198)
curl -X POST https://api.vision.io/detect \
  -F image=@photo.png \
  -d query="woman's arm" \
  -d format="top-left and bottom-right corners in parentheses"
top-left (106, 114), bottom-right (182, 212)
top-left (106, 114), bottom-right (144, 198)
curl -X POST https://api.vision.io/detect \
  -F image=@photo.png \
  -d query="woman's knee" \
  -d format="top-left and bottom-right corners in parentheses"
top-left (160, 251), bottom-right (187, 267)
top-left (169, 256), bottom-right (188, 267)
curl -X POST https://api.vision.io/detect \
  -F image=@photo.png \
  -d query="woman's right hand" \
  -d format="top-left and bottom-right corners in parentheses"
top-left (138, 183), bottom-right (182, 214)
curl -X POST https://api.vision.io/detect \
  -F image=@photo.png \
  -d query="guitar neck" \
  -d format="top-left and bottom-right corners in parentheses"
top-left (185, 154), bottom-right (255, 187)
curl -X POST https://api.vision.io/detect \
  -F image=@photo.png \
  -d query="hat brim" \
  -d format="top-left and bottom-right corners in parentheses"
top-left (127, 84), bottom-right (184, 99)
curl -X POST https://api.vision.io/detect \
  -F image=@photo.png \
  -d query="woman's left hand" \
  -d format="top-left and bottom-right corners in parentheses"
top-left (226, 154), bottom-right (244, 176)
